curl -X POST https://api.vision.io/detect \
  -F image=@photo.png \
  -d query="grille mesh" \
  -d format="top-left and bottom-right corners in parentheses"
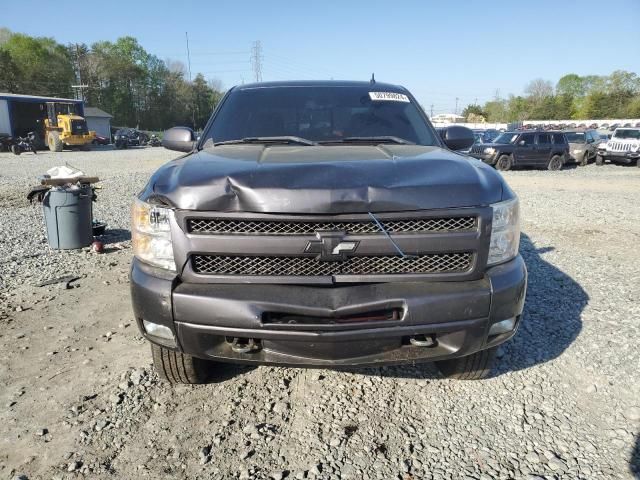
top-left (192, 253), bottom-right (472, 276)
top-left (188, 216), bottom-right (476, 235)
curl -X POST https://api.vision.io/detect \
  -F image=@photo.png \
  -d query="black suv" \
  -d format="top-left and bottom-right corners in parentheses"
top-left (469, 131), bottom-right (569, 170)
top-left (131, 81), bottom-right (527, 383)
top-left (114, 128), bottom-right (142, 149)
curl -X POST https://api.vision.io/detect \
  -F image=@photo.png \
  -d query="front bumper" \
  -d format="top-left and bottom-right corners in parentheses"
top-left (469, 153), bottom-right (497, 165)
top-left (599, 150), bottom-right (640, 164)
top-left (130, 255), bottom-right (527, 367)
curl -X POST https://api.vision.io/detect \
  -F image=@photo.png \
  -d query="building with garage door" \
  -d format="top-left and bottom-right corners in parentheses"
top-left (84, 107), bottom-right (113, 141)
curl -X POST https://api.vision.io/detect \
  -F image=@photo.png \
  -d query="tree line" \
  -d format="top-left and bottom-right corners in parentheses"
top-left (463, 71), bottom-right (640, 123)
top-left (0, 29), bottom-right (223, 131)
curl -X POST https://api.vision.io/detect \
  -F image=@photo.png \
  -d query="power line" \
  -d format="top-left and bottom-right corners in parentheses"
top-left (251, 41), bottom-right (263, 82)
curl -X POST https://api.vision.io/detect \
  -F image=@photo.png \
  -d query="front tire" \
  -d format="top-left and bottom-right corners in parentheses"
top-left (596, 155), bottom-right (604, 166)
top-left (47, 131), bottom-right (63, 152)
top-left (547, 155), bottom-right (563, 171)
top-left (435, 347), bottom-right (497, 380)
top-left (151, 343), bottom-right (213, 384)
top-left (495, 154), bottom-right (512, 171)
top-left (11, 144), bottom-right (20, 155)
top-left (580, 151), bottom-right (590, 166)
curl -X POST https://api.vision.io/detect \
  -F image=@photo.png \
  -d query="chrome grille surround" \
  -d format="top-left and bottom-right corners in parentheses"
top-left (192, 252), bottom-right (473, 276)
top-left (187, 216), bottom-right (476, 235)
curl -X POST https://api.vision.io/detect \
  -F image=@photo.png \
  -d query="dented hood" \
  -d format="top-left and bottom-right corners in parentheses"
top-left (140, 144), bottom-right (506, 213)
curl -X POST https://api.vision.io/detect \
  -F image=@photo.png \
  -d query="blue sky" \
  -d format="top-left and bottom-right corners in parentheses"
top-left (3, 0), bottom-right (640, 114)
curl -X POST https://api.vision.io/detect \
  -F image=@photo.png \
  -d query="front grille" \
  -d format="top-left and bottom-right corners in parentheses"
top-left (470, 145), bottom-right (485, 155)
top-left (192, 253), bottom-right (472, 276)
top-left (187, 216), bottom-right (476, 235)
top-left (608, 142), bottom-right (634, 152)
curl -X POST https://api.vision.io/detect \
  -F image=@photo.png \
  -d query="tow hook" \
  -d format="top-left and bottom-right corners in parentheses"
top-left (229, 337), bottom-right (261, 354)
top-left (409, 334), bottom-right (436, 347)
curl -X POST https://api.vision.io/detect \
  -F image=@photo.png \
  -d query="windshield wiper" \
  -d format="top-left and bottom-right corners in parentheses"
top-left (214, 136), bottom-right (318, 146)
top-left (319, 136), bottom-right (414, 145)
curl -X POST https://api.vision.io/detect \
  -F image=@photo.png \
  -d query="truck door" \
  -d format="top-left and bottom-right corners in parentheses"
top-left (514, 132), bottom-right (536, 164)
top-left (46, 102), bottom-right (58, 127)
top-left (535, 133), bottom-right (552, 166)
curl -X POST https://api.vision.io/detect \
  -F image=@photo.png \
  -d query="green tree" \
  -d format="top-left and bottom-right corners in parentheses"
top-left (556, 74), bottom-right (585, 98)
top-left (461, 104), bottom-right (486, 121)
top-left (0, 31), bottom-right (74, 96)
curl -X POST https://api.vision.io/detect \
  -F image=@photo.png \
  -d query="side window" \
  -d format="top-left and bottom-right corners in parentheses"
top-left (552, 133), bottom-right (565, 144)
top-left (537, 133), bottom-right (551, 144)
top-left (520, 133), bottom-right (535, 146)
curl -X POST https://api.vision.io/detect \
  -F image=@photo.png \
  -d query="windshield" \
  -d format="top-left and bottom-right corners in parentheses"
top-left (565, 132), bottom-right (585, 143)
top-left (202, 86), bottom-right (437, 146)
top-left (493, 132), bottom-right (519, 144)
top-left (613, 129), bottom-right (640, 140)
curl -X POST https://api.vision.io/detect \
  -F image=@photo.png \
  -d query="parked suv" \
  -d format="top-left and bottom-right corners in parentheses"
top-left (114, 128), bottom-right (142, 149)
top-left (469, 131), bottom-right (569, 171)
top-left (131, 81), bottom-right (527, 383)
top-left (596, 128), bottom-right (640, 166)
top-left (564, 129), bottom-right (600, 166)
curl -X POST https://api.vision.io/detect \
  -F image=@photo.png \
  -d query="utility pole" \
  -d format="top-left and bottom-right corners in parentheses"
top-left (430, 104), bottom-right (434, 118)
top-left (251, 41), bottom-right (263, 82)
top-left (72, 44), bottom-right (87, 101)
top-left (455, 97), bottom-right (459, 115)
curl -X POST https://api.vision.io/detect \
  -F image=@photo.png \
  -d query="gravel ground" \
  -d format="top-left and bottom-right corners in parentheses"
top-left (0, 148), bottom-right (639, 479)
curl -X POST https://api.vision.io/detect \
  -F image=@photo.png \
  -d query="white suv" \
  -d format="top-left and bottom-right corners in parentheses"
top-left (597, 128), bottom-right (640, 167)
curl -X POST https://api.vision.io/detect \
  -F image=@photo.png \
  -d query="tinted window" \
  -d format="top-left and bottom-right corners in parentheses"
top-left (613, 129), bottom-right (640, 139)
top-left (553, 133), bottom-right (566, 144)
top-left (204, 86), bottom-right (437, 146)
top-left (537, 133), bottom-right (551, 144)
top-left (493, 132), bottom-right (519, 144)
top-left (564, 132), bottom-right (585, 143)
top-left (520, 133), bottom-right (535, 146)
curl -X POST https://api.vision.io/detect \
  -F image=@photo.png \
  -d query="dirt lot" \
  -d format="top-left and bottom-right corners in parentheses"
top-left (0, 148), bottom-right (639, 479)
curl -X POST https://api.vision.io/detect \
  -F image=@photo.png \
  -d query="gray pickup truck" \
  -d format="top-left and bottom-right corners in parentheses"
top-left (131, 81), bottom-right (527, 383)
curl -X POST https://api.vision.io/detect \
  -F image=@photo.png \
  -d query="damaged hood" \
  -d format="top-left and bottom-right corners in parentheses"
top-left (140, 144), bottom-right (507, 213)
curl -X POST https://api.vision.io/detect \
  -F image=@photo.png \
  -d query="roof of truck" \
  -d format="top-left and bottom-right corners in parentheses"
top-left (234, 80), bottom-right (407, 91)
top-left (0, 93), bottom-right (82, 103)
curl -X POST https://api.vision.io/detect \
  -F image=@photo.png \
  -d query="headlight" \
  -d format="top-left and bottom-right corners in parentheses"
top-left (483, 147), bottom-right (496, 154)
top-left (631, 144), bottom-right (639, 152)
top-left (131, 198), bottom-right (176, 271)
top-left (488, 197), bottom-right (520, 266)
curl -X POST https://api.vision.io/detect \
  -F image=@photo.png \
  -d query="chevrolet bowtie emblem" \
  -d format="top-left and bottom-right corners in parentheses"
top-left (304, 231), bottom-right (359, 262)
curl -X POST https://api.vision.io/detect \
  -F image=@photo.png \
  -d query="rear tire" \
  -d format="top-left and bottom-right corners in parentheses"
top-left (151, 343), bottom-right (213, 384)
top-left (495, 154), bottom-right (512, 171)
top-left (47, 131), bottom-right (63, 152)
top-left (547, 155), bottom-right (563, 171)
top-left (596, 155), bottom-right (604, 166)
top-left (436, 347), bottom-right (497, 380)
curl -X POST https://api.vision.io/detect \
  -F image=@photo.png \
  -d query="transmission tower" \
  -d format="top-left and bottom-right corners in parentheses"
top-left (251, 41), bottom-right (263, 82)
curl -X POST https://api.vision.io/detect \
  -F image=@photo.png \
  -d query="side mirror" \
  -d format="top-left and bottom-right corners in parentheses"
top-left (163, 127), bottom-right (196, 152)
top-left (518, 140), bottom-right (526, 146)
top-left (440, 126), bottom-right (474, 151)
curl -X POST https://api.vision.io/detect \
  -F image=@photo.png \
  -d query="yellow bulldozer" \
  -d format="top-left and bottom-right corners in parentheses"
top-left (44, 102), bottom-right (95, 152)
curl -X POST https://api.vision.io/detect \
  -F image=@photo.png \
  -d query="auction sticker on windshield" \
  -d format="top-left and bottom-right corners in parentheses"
top-left (369, 92), bottom-right (410, 102)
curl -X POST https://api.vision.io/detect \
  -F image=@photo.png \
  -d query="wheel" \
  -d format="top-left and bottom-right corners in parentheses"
top-left (579, 151), bottom-right (589, 166)
top-left (47, 131), bottom-right (63, 152)
top-left (637, 158), bottom-right (640, 168)
top-left (435, 347), bottom-right (497, 380)
top-left (495, 154), bottom-right (512, 171)
top-left (11, 144), bottom-right (21, 155)
top-left (596, 155), bottom-right (604, 166)
top-left (151, 343), bottom-right (213, 384)
top-left (547, 155), bottom-right (563, 171)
